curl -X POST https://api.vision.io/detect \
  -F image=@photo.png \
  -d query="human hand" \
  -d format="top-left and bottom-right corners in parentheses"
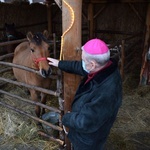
top-left (63, 125), bottom-right (68, 135)
top-left (47, 57), bottom-right (59, 67)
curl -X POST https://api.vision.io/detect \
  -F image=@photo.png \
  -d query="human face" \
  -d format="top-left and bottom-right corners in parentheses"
top-left (82, 50), bottom-right (95, 73)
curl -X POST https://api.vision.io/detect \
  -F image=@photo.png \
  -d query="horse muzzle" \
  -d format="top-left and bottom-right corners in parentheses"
top-left (40, 67), bottom-right (52, 78)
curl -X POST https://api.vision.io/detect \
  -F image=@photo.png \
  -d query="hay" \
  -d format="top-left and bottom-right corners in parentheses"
top-left (0, 64), bottom-right (150, 150)
top-left (0, 105), bottom-right (60, 150)
top-left (105, 78), bottom-right (150, 150)
top-left (0, 68), bottom-right (60, 150)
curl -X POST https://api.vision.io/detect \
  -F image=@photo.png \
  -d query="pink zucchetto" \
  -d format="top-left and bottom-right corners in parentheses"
top-left (81, 38), bottom-right (109, 55)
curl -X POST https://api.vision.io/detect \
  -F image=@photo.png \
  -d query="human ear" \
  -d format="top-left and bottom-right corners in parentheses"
top-left (90, 60), bottom-right (96, 68)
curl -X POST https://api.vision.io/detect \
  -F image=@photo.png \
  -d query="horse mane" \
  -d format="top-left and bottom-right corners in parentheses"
top-left (31, 33), bottom-right (49, 45)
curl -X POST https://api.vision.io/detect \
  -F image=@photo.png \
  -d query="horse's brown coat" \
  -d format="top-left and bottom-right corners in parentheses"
top-left (13, 31), bottom-right (52, 118)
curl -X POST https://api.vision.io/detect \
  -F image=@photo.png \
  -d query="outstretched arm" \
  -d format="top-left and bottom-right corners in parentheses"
top-left (47, 57), bottom-right (87, 76)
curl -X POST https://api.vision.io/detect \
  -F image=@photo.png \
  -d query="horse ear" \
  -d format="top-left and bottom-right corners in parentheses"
top-left (27, 32), bottom-right (33, 41)
top-left (43, 30), bottom-right (49, 39)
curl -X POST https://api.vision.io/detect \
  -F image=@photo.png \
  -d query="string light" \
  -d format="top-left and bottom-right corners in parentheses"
top-left (59, 0), bottom-right (75, 60)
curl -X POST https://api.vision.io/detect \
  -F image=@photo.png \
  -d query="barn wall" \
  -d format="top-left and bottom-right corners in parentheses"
top-left (0, 2), bottom-right (48, 36)
top-left (0, 2), bottom-right (148, 81)
top-left (51, 5), bottom-right (62, 37)
top-left (94, 3), bottom-right (147, 42)
top-left (1, 2), bottom-right (146, 48)
top-left (81, 2), bottom-right (148, 82)
top-left (82, 3), bottom-right (147, 43)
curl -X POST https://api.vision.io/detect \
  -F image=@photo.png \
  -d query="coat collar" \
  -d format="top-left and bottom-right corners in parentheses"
top-left (85, 60), bottom-right (112, 84)
top-left (93, 59), bottom-right (118, 85)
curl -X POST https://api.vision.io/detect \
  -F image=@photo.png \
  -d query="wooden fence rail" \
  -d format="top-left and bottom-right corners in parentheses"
top-left (120, 34), bottom-right (143, 79)
top-left (0, 90), bottom-right (61, 113)
top-left (0, 38), bottom-right (27, 46)
top-left (0, 71), bottom-right (64, 146)
top-left (0, 50), bottom-right (64, 147)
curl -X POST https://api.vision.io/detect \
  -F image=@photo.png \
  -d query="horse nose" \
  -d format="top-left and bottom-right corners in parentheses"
top-left (41, 67), bottom-right (52, 78)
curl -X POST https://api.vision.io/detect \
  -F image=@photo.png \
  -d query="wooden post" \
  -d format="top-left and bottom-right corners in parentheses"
top-left (62, 0), bottom-right (82, 150)
top-left (139, 4), bottom-right (150, 85)
top-left (46, 0), bottom-right (52, 34)
top-left (120, 40), bottom-right (125, 80)
top-left (88, 3), bottom-right (94, 39)
top-left (142, 3), bottom-right (150, 60)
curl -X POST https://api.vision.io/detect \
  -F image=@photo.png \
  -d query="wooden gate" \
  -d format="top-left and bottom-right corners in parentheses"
top-left (0, 36), bottom-right (65, 148)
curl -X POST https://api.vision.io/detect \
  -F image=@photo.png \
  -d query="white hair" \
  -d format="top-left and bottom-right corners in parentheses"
top-left (84, 50), bottom-right (110, 66)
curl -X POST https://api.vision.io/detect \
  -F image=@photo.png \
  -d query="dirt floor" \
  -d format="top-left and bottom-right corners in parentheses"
top-left (0, 66), bottom-right (150, 150)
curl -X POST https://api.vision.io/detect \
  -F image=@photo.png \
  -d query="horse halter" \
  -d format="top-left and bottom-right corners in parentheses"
top-left (33, 57), bottom-right (47, 68)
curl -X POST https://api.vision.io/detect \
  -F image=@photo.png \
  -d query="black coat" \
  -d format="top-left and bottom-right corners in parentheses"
top-left (58, 60), bottom-right (122, 150)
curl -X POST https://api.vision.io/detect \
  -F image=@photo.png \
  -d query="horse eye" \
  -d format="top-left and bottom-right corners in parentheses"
top-left (30, 49), bottom-right (34, 52)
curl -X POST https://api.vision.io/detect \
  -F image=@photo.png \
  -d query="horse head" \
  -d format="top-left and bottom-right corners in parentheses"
top-left (3, 23), bottom-right (17, 41)
top-left (3, 23), bottom-right (25, 41)
top-left (27, 30), bottom-right (52, 78)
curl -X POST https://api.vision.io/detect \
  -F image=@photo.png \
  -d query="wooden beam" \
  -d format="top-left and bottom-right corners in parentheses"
top-left (84, 0), bottom-right (149, 3)
top-left (142, 4), bottom-right (150, 62)
top-left (88, 3), bottom-right (94, 38)
top-left (46, 0), bottom-right (53, 34)
top-left (54, 0), bottom-right (62, 9)
top-left (62, 0), bottom-right (82, 149)
top-left (139, 3), bottom-right (150, 85)
top-left (95, 29), bottom-right (143, 35)
top-left (82, 10), bottom-right (88, 21)
top-left (128, 3), bottom-right (145, 24)
top-left (120, 40), bottom-right (125, 79)
top-left (0, 38), bottom-right (27, 46)
top-left (94, 5), bottom-right (106, 19)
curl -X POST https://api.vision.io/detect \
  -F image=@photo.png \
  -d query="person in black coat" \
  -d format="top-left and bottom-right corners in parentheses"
top-left (47, 38), bottom-right (122, 150)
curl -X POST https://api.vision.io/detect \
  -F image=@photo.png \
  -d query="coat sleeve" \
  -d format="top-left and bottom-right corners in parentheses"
top-left (62, 91), bottom-right (120, 133)
top-left (58, 60), bottom-right (87, 76)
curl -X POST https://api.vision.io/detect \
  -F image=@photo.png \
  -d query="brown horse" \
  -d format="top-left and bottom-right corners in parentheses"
top-left (13, 30), bottom-right (52, 118)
